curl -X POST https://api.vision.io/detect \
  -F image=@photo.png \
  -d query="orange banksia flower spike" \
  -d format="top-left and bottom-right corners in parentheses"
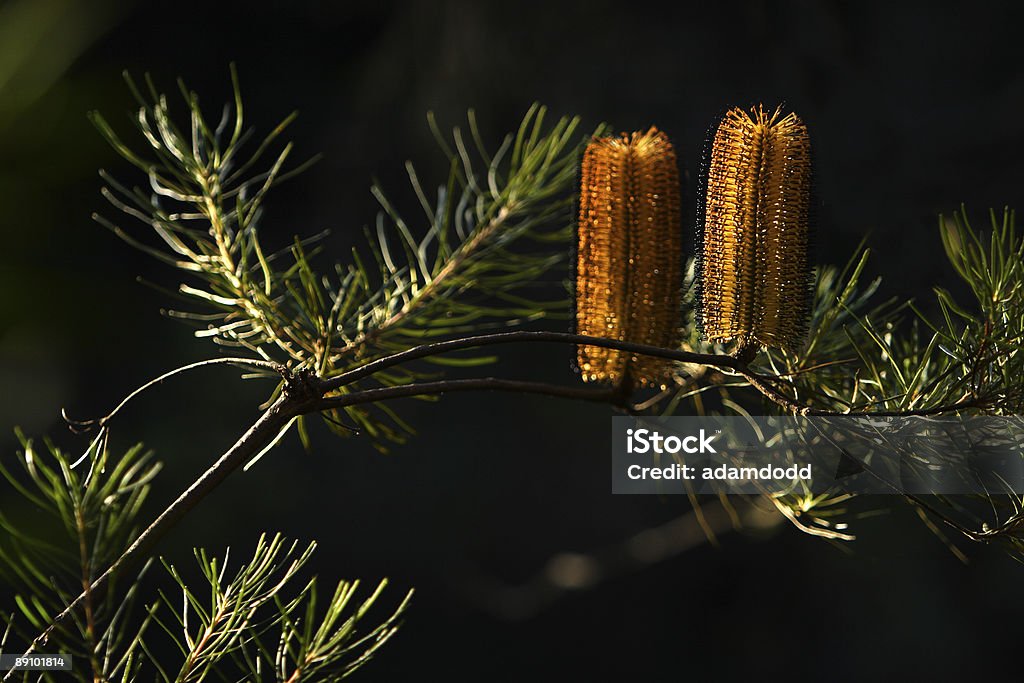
top-left (575, 127), bottom-right (682, 387)
top-left (697, 104), bottom-right (813, 351)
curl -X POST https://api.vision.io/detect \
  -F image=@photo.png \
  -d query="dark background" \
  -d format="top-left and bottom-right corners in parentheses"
top-left (2, 1), bottom-right (1023, 679)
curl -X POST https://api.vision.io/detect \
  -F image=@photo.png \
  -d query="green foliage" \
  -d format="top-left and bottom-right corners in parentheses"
top-left (759, 207), bottom-right (1024, 418)
top-left (932, 207), bottom-right (1024, 413)
top-left (91, 69), bottom-right (599, 448)
top-left (0, 429), bottom-right (158, 682)
top-left (0, 434), bottom-right (408, 682)
top-left (154, 534), bottom-right (409, 683)
top-left (255, 577), bottom-right (409, 683)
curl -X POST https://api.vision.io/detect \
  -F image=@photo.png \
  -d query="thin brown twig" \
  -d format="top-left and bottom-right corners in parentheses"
top-left (63, 357), bottom-right (286, 431)
top-left (321, 330), bottom-right (743, 392)
top-left (316, 377), bottom-right (617, 410)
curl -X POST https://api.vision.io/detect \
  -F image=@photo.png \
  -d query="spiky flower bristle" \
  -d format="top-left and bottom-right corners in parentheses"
top-left (700, 105), bottom-right (812, 351)
top-left (576, 127), bottom-right (682, 386)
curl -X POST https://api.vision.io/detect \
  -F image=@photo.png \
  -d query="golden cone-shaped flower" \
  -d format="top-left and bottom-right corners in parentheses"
top-left (699, 105), bottom-right (812, 350)
top-left (575, 127), bottom-right (682, 386)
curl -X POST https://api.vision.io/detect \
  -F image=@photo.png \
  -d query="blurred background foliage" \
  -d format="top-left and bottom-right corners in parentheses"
top-left (3, 1), bottom-right (1024, 679)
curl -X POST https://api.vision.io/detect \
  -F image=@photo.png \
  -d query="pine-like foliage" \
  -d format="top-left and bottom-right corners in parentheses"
top-left (0, 432), bottom-right (158, 682)
top-left (0, 434), bottom-right (408, 682)
top-left (90, 69), bottom-right (599, 448)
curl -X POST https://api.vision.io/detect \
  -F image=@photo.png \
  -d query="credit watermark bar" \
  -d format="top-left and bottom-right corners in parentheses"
top-left (0, 654), bottom-right (72, 671)
top-left (612, 415), bottom-right (1024, 495)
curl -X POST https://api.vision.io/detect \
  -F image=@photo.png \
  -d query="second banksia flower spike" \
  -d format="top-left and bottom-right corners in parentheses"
top-left (698, 105), bottom-right (813, 351)
top-left (575, 127), bottom-right (682, 387)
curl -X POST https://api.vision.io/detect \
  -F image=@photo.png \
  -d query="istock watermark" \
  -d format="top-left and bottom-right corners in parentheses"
top-left (626, 427), bottom-right (718, 454)
top-left (611, 415), bottom-right (1024, 495)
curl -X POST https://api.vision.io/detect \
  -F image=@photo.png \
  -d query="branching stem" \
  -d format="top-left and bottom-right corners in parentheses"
top-left (6, 392), bottom-right (304, 678)
top-left (73, 508), bottom-right (101, 683)
top-left (8, 330), bottom-right (990, 675)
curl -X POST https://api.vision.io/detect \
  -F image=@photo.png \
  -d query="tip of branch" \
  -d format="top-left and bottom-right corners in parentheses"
top-left (61, 407), bottom-right (100, 434)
